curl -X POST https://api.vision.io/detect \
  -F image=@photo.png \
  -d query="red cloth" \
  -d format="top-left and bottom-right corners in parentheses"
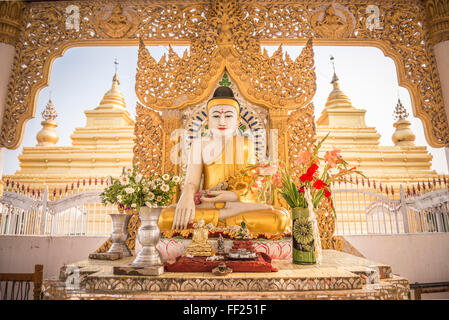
top-left (164, 252), bottom-right (277, 273)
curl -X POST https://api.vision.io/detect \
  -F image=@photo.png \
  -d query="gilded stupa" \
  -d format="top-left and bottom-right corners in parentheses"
top-left (316, 62), bottom-right (437, 185)
top-left (4, 63), bottom-right (135, 188)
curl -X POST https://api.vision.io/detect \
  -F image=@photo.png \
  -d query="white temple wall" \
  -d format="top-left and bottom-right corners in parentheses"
top-left (0, 235), bottom-right (108, 279)
top-left (346, 233), bottom-right (449, 299)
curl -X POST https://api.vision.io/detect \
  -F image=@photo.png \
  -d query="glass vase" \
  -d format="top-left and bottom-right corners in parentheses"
top-left (292, 207), bottom-right (316, 264)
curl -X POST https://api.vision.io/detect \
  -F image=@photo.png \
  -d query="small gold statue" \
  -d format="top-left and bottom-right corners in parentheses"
top-left (185, 219), bottom-right (213, 257)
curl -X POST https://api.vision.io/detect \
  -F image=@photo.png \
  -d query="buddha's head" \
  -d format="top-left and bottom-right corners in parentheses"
top-left (207, 86), bottom-right (240, 137)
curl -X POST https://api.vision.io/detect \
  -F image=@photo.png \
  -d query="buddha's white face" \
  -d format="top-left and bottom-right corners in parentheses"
top-left (208, 105), bottom-right (239, 137)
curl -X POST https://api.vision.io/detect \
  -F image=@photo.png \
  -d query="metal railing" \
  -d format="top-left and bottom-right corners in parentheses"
top-left (0, 178), bottom-right (118, 236)
top-left (1, 176), bottom-right (448, 236)
top-left (332, 176), bottom-right (449, 235)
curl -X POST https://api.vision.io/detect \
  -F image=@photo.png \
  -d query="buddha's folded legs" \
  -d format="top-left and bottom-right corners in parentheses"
top-left (224, 208), bottom-right (290, 234)
top-left (159, 206), bottom-right (290, 234)
top-left (158, 207), bottom-right (220, 231)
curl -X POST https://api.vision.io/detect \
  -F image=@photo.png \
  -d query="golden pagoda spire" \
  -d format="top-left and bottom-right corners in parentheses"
top-left (36, 97), bottom-right (59, 146)
top-left (97, 58), bottom-right (126, 109)
top-left (392, 98), bottom-right (416, 146)
top-left (325, 56), bottom-right (354, 109)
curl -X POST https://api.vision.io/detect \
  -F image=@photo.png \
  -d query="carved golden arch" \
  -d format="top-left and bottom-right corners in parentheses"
top-left (1, 0), bottom-right (447, 150)
top-left (273, 38), bottom-right (445, 149)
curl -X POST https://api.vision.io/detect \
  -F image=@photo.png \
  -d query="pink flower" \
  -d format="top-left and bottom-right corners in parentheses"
top-left (324, 148), bottom-right (342, 168)
top-left (296, 151), bottom-right (312, 166)
top-left (263, 165), bottom-right (277, 175)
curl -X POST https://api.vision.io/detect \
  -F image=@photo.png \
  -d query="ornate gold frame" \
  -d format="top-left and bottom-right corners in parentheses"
top-left (1, 0), bottom-right (448, 150)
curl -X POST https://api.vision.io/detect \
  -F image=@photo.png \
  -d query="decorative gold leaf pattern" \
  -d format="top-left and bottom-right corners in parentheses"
top-left (132, 103), bottom-right (164, 178)
top-left (3, 0), bottom-right (445, 149)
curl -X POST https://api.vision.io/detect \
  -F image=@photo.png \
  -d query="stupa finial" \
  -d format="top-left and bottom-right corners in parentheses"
top-left (323, 55), bottom-right (353, 110)
top-left (392, 98), bottom-right (415, 146)
top-left (330, 55), bottom-right (339, 84)
top-left (41, 96), bottom-right (58, 121)
top-left (37, 96), bottom-right (59, 146)
top-left (113, 58), bottom-right (120, 86)
top-left (393, 98), bottom-right (409, 121)
top-left (97, 59), bottom-right (126, 109)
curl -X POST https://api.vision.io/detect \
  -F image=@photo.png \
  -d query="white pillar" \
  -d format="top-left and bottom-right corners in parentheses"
top-left (0, 43), bottom-right (16, 176)
top-left (445, 147), bottom-right (449, 173)
top-left (433, 40), bottom-right (449, 171)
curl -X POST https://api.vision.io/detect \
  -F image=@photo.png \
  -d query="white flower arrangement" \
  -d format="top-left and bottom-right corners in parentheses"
top-left (124, 187), bottom-right (135, 194)
top-left (100, 165), bottom-right (182, 213)
top-left (119, 176), bottom-right (129, 186)
top-left (124, 166), bottom-right (133, 175)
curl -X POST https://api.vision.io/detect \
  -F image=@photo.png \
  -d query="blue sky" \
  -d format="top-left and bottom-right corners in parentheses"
top-left (3, 45), bottom-right (448, 175)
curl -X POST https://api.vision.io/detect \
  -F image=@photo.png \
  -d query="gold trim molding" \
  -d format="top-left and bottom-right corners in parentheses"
top-left (0, 1), bottom-right (26, 47)
top-left (1, 0), bottom-right (448, 149)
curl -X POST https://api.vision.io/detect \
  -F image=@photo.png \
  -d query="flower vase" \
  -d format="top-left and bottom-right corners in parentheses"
top-left (107, 213), bottom-right (132, 257)
top-left (130, 206), bottom-right (164, 275)
top-left (292, 207), bottom-right (316, 264)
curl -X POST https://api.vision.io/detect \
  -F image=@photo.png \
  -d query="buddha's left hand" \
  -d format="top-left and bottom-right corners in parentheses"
top-left (200, 190), bottom-right (238, 203)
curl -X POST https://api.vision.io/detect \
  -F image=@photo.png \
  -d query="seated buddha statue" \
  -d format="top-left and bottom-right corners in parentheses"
top-left (158, 86), bottom-right (290, 234)
top-left (185, 219), bottom-right (213, 257)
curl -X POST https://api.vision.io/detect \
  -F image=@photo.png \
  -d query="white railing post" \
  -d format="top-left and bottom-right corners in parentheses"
top-left (40, 187), bottom-right (48, 235)
top-left (399, 185), bottom-right (410, 234)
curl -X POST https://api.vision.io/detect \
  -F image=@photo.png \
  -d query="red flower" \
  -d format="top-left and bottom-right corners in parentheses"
top-left (324, 188), bottom-right (331, 198)
top-left (300, 163), bottom-right (319, 182)
top-left (307, 163), bottom-right (319, 176)
top-left (313, 179), bottom-right (327, 190)
top-left (300, 173), bottom-right (313, 182)
top-left (298, 186), bottom-right (305, 193)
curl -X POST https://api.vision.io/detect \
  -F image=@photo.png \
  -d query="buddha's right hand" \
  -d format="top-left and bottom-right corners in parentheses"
top-left (172, 195), bottom-right (195, 230)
